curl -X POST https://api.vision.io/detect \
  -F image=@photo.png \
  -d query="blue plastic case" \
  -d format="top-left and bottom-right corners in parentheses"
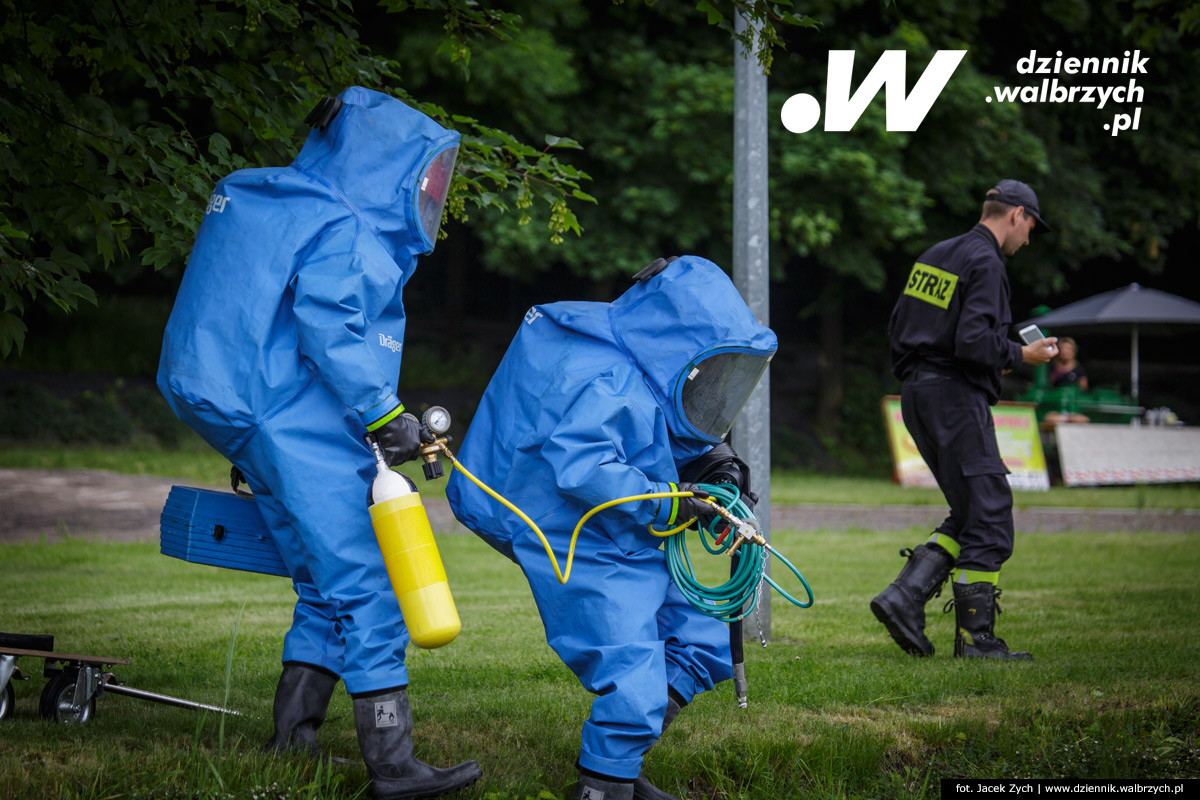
top-left (159, 486), bottom-right (289, 578)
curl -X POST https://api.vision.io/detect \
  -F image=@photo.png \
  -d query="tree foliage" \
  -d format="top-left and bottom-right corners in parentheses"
top-left (406, 0), bottom-right (1199, 299)
top-left (393, 0), bottom-right (1199, 456)
top-left (0, 0), bottom-right (595, 357)
top-left (6, 0), bottom-right (1198, 460)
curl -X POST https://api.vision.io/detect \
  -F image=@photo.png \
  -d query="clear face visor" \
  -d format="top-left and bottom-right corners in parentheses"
top-left (678, 351), bottom-right (771, 440)
top-left (415, 145), bottom-right (458, 248)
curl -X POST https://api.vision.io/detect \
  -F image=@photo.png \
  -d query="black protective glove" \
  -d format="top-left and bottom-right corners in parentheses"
top-left (372, 411), bottom-right (423, 467)
top-left (679, 442), bottom-right (758, 511)
top-left (676, 482), bottom-right (719, 529)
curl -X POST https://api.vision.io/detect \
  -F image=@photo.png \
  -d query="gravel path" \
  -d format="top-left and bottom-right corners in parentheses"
top-left (2, 468), bottom-right (1198, 544)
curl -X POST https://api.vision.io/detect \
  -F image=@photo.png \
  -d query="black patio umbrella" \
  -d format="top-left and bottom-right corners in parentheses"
top-left (1019, 283), bottom-right (1200, 401)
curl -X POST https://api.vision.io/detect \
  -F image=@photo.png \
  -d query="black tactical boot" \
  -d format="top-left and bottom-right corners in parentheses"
top-left (870, 544), bottom-right (955, 656)
top-left (945, 582), bottom-right (1032, 660)
top-left (265, 662), bottom-right (340, 759)
top-left (573, 771), bottom-right (635, 800)
top-left (353, 687), bottom-right (482, 800)
top-left (632, 690), bottom-right (685, 800)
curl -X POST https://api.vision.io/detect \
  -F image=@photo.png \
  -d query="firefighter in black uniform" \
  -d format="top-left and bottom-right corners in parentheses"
top-left (872, 180), bottom-right (1058, 660)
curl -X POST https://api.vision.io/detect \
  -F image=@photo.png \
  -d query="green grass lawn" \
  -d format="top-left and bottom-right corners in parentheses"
top-left (2, 525), bottom-right (1198, 799)
top-left (4, 444), bottom-right (1199, 509)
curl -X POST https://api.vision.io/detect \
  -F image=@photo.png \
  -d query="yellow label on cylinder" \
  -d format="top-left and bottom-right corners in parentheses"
top-left (369, 494), bottom-right (461, 648)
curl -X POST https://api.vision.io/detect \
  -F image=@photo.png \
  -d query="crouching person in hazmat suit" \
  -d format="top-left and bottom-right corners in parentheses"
top-left (446, 256), bottom-right (777, 800)
top-left (157, 87), bottom-right (481, 800)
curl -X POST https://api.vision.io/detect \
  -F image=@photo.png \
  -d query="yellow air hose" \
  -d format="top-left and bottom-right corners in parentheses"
top-left (440, 446), bottom-right (706, 584)
top-left (437, 444), bottom-right (812, 620)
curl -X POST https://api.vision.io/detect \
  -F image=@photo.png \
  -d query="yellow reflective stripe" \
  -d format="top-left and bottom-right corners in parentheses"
top-left (903, 262), bottom-right (958, 310)
top-left (926, 532), bottom-right (961, 560)
top-left (954, 569), bottom-right (1000, 586)
top-left (366, 403), bottom-right (405, 432)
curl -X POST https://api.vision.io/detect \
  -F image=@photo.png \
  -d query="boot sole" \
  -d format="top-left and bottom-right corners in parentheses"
top-left (870, 594), bottom-right (934, 657)
top-left (634, 775), bottom-right (681, 800)
top-left (372, 764), bottom-right (483, 800)
top-left (957, 648), bottom-right (1033, 661)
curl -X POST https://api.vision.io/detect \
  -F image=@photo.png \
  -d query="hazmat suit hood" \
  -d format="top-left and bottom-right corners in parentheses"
top-left (292, 86), bottom-right (461, 260)
top-left (609, 257), bottom-right (777, 444)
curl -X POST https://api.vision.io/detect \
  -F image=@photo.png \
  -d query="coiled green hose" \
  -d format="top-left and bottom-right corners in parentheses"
top-left (663, 482), bottom-right (814, 622)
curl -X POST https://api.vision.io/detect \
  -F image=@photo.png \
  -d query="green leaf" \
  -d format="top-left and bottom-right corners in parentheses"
top-left (209, 132), bottom-right (231, 160)
top-left (544, 134), bottom-right (583, 150)
top-left (0, 310), bottom-right (27, 358)
top-left (696, 0), bottom-right (723, 26)
top-left (1, 224), bottom-right (30, 242)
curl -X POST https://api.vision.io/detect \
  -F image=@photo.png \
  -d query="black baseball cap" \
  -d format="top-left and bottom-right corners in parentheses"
top-left (986, 179), bottom-right (1050, 230)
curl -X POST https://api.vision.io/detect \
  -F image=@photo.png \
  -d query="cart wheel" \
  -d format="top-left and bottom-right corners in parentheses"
top-left (39, 670), bottom-right (96, 725)
top-left (0, 680), bottom-right (14, 721)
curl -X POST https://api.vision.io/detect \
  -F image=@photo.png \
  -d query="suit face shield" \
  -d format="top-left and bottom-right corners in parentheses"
top-left (414, 144), bottom-right (458, 251)
top-left (676, 350), bottom-right (771, 442)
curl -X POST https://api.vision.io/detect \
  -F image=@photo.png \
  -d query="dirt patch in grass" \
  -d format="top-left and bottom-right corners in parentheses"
top-left (0, 468), bottom-right (466, 543)
top-left (3, 469), bottom-right (1199, 545)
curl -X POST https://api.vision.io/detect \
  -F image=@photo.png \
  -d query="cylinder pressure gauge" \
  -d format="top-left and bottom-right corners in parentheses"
top-left (419, 406), bottom-right (452, 482)
top-left (422, 406), bottom-right (452, 436)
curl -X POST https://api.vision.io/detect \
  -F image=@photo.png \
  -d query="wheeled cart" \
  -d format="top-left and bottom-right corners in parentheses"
top-left (1, 632), bottom-right (240, 725)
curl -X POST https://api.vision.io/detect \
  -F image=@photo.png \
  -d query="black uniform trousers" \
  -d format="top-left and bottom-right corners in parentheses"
top-left (901, 373), bottom-right (1014, 574)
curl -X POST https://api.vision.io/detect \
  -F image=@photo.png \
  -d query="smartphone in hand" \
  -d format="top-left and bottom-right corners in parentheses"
top-left (1019, 324), bottom-right (1047, 345)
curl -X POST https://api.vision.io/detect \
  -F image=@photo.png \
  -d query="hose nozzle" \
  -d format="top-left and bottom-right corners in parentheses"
top-left (721, 512), bottom-right (765, 556)
top-left (733, 661), bottom-right (748, 708)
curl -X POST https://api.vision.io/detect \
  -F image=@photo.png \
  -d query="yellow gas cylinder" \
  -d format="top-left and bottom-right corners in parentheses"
top-left (368, 444), bottom-right (461, 649)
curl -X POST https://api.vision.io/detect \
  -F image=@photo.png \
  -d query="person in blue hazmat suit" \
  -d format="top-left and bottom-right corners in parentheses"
top-left (157, 86), bottom-right (481, 800)
top-left (446, 256), bottom-right (777, 800)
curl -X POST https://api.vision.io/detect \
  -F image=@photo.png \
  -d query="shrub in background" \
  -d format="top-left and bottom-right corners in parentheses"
top-left (71, 388), bottom-right (134, 444)
top-left (122, 387), bottom-right (191, 447)
top-left (0, 383), bottom-right (65, 441)
top-left (0, 380), bottom-right (191, 448)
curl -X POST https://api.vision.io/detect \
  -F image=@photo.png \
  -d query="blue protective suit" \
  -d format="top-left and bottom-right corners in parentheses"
top-left (158, 86), bottom-right (460, 693)
top-left (446, 257), bottom-right (777, 779)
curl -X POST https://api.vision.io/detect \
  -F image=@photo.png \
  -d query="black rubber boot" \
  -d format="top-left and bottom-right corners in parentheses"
top-left (632, 690), bottom-right (685, 800)
top-left (945, 582), bottom-right (1032, 660)
top-left (572, 771), bottom-right (635, 800)
top-left (870, 544), bottom-right (955, 656)
top-left (265, 662), bottom-right (339, 759)
top-left (353, 687), bottom-right (482, 800)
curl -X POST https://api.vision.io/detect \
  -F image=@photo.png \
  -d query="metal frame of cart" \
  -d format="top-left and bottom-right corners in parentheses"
top-left (1, 633), bottom-right (240, 725)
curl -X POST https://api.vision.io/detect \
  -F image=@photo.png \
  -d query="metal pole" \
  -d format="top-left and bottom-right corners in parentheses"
top-left (101, 682), bottom-right (243, 716)
top-left (1131, 324), bottom-right (1140, 403)
top-left (732, 9), bottom-right (771, 642)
